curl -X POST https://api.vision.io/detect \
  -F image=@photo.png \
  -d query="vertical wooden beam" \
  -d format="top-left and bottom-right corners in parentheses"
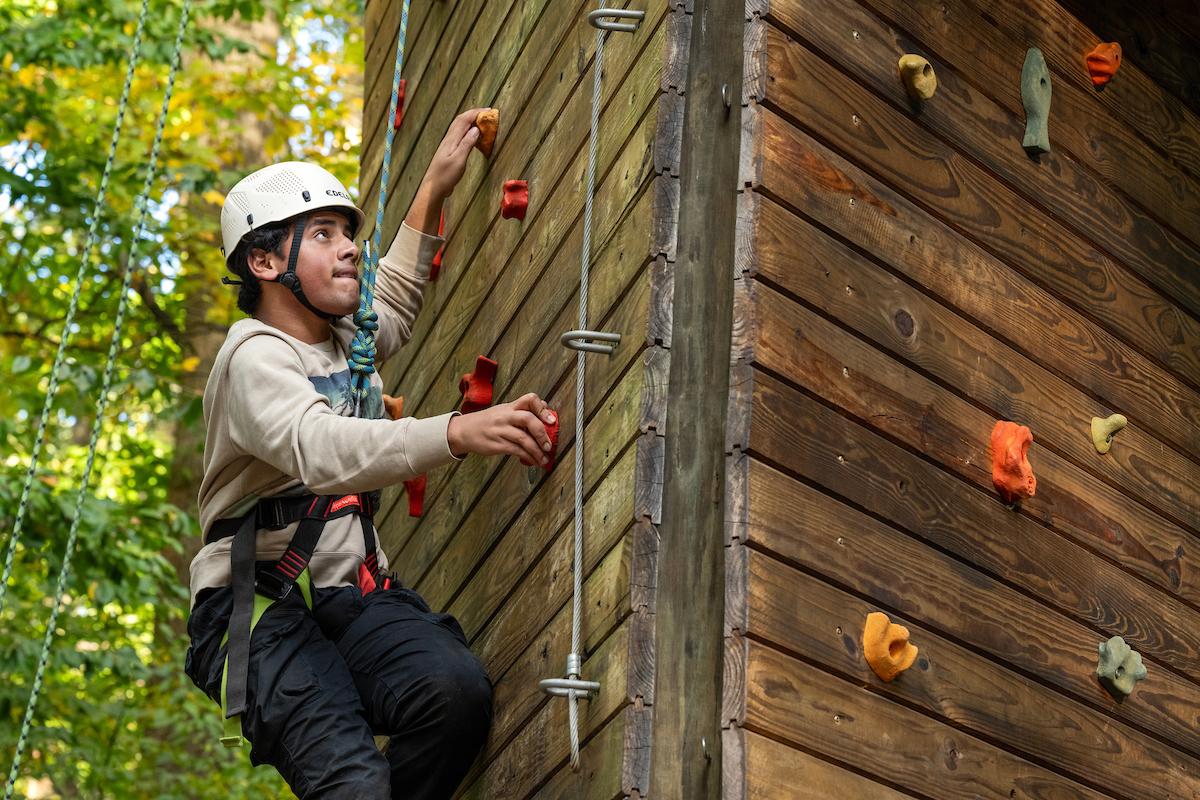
top-left (649, 0), bottom-right (744, 796)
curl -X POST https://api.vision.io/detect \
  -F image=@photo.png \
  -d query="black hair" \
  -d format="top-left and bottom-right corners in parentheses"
top-left (224, 209), bottom-right (359, 316)
top-left (225, 219), bottom-right (292, 315)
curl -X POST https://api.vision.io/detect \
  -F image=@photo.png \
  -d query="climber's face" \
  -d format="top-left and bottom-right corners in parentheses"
top-left (286, 211), bottom-right (362, 318)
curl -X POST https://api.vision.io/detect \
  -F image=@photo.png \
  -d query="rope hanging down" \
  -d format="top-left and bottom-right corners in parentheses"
top-left (348, 0), bottom-right (411, 419)
top-left (0, 0), bottom-right (153, 616)
top-left (539, 4), bottom-right (643, 772)
top-left (3, 3), bottom-right (192, 797)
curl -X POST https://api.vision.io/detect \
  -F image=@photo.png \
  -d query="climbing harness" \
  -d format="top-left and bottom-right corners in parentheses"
top-left (214, 0), bottom-right (412, 745)
top-left (3, 2), bottom-right (192, 797)
top-left (538, 4), bottom-right (644, 772)
top-left (208, 491), bottom-right (390, 745)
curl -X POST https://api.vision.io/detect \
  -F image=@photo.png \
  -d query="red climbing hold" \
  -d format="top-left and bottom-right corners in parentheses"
top-left (404, 474), bottom-right (426, 517)
top-left (1085, 43), bottom-right (1121, 88)
top-left (501, 180), bottom-right (528, 221)
top-left (459, 355), bottom-right (499, 414)
top-left (990, 420), bottom-right (1037, 503)
top-left (430, 209), bottom-right (446, 281)
top-left (392, 79), bottom-right (407, 130)
top-left (543, 413), bottom-right (559, 471)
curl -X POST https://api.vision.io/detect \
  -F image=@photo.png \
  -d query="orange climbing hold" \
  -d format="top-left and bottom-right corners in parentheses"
top-left (475, 108), bottom-right (499, 158)
top-left (430, 210), bottom-right (446, 281)
top-left (382, 393), bottom-right (404, 421)
top-left (404, 474), bottom-right (426, 517)
top-left (862, 611), bottom-right (918, 682)
top-left (392, 79), bottom-right (407, 130)
top-left (459, 355), bottom-right (499, 414)
top-left (1085, 43), bottom-right (1122, 88)
top-left (991, 420), bottom-right (1037, 503)
top-left (501, 180), bottom-right (528, 220)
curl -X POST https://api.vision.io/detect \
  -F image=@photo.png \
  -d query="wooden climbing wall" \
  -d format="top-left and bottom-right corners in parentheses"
top-left (726, 0), bottom-right (1200, 798)
top-left (359, 0), bottom-right (685, 796)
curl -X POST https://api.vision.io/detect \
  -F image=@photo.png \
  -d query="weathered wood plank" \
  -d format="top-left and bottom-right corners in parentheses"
top-left (529, 707), bottom-right (629, 800)
top-left (378, 8), bottom-right (667, 420)
top-left (820, 0), bottom-right (1200, 252)
top-left (374, 165), bottom-right (658, 543)
top-left (740, 729), bottom-right (918, 800)
top-left (759, 25), bottom-right (1200, 387)
top-left (361, 0), bottom-right (444, 170)
top-left (448, 441), bottom-right (636, 642)
top-left (408, 343), bottom-right (645, 610)
top-left (743, 457), bottom-right (1200, 756)
top-left (748, 170), bottom-right (1200, 542)
top-left (743, 640), bottom-right (1110, 800)
top-left (955, 0), bottom-right (1200, 180)
top-left (649, 0), bottom-right (743, 794)
top-left (750, 368), bottom-right (1200, 682)
top-left (460, 614), bottom-right (633, 800)
top-left (749, 550), bottom-right (1200, 798)
top-left (745, 105), bottom-right (1200, 470)
top-left (752, 277), bottom-right (1200, 603)
top-left (386, 83), bottom-right (661, 449)
top-left (361, 0), bottom-right (523, 221)
top-left (854, 0), bottom-right (1200, 183)
top-left (1057, 0), bottom-right (1200, 117)
top-left (763, 0), bottom-right (1200, 321)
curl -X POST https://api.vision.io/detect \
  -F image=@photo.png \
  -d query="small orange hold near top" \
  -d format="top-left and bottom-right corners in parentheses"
top-left (501, 180), bottom-right (528, 221)
top-left (991, 420), bottom-right (1037, 503)
top-left (475, 108), bottom-right (499, 158)
top-left (1085, 42), bottom-right (1121, 88)
top-left (863, 611), bottom-right (918, 682)
top-left (382, 393), bottom-right (404, 421)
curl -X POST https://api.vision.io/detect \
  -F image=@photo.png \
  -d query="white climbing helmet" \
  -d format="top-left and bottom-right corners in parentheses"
top-left (219, 161), bottom-right (366, 261)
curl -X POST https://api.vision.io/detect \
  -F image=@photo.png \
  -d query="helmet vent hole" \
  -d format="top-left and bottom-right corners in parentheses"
top-left (302, 190), bottom-right (311, 202)
top-left (246, 213), bottom-right (253, 226)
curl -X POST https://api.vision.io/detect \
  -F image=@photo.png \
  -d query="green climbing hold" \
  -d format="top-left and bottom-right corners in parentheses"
top-left (1096, 635), bottom-right (1147, 700)
top-left (1021, 47), bottom-right (1052, 155)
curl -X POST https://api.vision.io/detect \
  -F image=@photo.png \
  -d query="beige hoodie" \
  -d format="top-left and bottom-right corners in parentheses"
top-left (189, 221), bottom-right (459, 608)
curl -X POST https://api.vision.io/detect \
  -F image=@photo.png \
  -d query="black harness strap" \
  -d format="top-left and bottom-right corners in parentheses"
top-left (217, 491), bottom-right (382, 720)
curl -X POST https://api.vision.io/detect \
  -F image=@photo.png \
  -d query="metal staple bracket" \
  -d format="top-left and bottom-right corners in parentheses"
top-left (587, 7), bottom-right (645, 32)
top-left (561, 329), bottom-right (621, 355)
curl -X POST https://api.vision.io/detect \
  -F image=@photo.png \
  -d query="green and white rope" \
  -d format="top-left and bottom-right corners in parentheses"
top-left (3, 2), bottom-right (191, 796)
top-left (0, 0), bottom-right (152, 616)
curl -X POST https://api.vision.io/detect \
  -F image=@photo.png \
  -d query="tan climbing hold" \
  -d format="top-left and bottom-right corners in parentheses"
top-left (1091, 413), bottom-right (1127, 454)
top-left (382, 393), bottom-right (404, 421)
top-left (863, 611), bottom-right (918, 682)
top-left (475, 108), bottom-right (499, 158)
top-left (897, 54), bottom-right (937, 101)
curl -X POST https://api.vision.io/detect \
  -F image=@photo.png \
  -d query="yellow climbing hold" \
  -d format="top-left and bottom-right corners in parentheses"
top-left (1091, 413), bottom-right (1127, 454)
top-left (898, 54), bottom-right (937, 101)
top-left (863, 611), bottom-right (918, 682)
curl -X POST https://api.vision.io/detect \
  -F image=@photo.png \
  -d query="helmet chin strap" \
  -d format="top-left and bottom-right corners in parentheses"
top-left (270, 215), bottom-right (345, 322)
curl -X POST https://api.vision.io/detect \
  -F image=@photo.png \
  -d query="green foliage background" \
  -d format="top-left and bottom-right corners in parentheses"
top-left (0, 0), bottom-right (365, 795)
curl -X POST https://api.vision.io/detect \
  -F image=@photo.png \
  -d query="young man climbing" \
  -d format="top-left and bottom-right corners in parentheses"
top-left (184, 108), bottom-right (557, 799)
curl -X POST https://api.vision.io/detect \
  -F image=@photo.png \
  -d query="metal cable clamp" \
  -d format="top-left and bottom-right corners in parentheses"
top-left (540, 654), bottom-right (600, 699)
top-left (587, 8), bottom-right (645, 32)
top-left (561, 329), bottom-right (620, 355)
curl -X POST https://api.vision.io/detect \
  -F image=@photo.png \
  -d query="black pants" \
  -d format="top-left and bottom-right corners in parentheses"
top-left (185, 577), bottom-right (493, 799)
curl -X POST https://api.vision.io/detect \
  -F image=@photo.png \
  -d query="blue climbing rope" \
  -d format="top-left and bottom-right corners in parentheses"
top-left (348, 0), bottom-right (410, 419)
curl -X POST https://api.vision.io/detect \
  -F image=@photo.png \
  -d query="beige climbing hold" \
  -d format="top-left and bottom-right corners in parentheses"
top-left (863, 611), bottom-right (918, 682)
top-left (1091, 413), bottom-right (1127, 454)
top-left (897, 54), bottom-right (937, 101)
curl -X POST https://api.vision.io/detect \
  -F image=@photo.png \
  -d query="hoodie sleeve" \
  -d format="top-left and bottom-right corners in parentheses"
top-left (224, 334), bottom-right (458, 494)
top-left (372, 221), bottom-right (444, 365)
